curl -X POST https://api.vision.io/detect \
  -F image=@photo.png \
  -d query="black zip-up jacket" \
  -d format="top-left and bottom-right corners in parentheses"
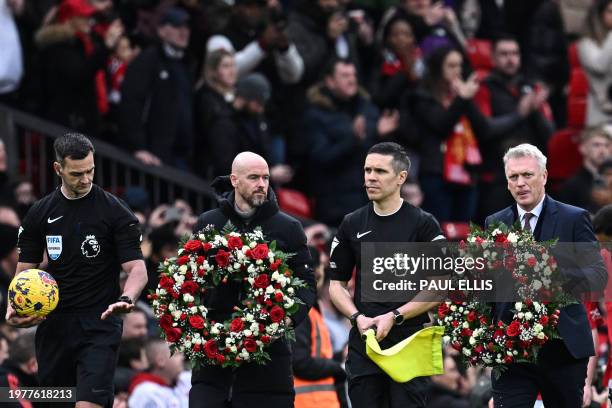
top-left (191, 176), bottom-right (315, 393)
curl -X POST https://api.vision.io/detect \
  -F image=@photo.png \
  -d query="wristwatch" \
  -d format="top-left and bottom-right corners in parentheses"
top-left (118, 295), bottom-right (133, 305)
top-left (349, 311), bottom-right (364, 327)
top-left (392, 309), bottom-right (404, 325)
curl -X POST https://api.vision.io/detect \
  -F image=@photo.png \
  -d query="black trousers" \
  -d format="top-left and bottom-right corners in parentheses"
top-left (189, 382), bottom-right (294, 408)
top-left (189, 352), bottom-right (295, 408)
top-left (492, 340), bottom-right (589, 408)
top-left (348, 374), bottom-right (430, 408)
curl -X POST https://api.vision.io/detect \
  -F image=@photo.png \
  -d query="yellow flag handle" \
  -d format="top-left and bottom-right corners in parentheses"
top-left (361, 325), bottom-right (377, 340)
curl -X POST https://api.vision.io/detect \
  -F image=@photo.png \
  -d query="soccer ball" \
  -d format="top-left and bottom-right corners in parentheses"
top-left (8, 269), bottom-right (59, 317)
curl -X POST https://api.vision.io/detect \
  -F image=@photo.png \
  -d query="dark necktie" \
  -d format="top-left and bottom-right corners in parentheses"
top-left (523, 212), bottom-right (534, 233)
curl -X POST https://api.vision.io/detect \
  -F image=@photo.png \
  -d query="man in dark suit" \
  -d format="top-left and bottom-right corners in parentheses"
top-left (485, 143), bottom-right (608, 408)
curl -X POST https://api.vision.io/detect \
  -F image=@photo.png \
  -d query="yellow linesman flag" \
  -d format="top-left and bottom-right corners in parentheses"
top-left (364, 326), bottom-right (445, 383)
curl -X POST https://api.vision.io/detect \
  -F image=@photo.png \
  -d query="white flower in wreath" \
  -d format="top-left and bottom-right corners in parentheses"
top-left (515, 302), bottom-right (523, 311)
top-left (537, 332), bottom-right (545, 339)
top-left (463, 321), bottom-right (469, 328)
top-left (287, 288), bottom-right (294, 295)
top-left (450, 305), bottom-right (457, 312)
top-left (183, 294), bottom-right (194, 302)
top-left (534, 303), bottom-right (542, 313)
top-left (469, 337), bottom-right (476, 345)
top-left (230, 346), bottom-right (237, 353)
top-left (250, 242), bottom-right (257, 249)
top-left (211, 326), bottom-right (220, 335)
top-left (507, 232), bottom-right (518, 243)
top-left (491, 228), bottom-right (502, 236)
top-left (284, 298), bottom-right (294, 308)
top-left (244, 329), bottom-right (253, 337)
top-left (532, 280), bottom-right (542, 290)
top-left (265, 286), bottom-right (275, 294)
top-left (226, 338), bottom-right (235, 345)
top-left (543, 267), bottom-right (552, 276)
top-left (524, 312), bottom-right (533, 320)
top-left (518, 312), bottom-right (524, 319)
top-left (443, 335), bottom-right (451, 343)
top-left (463, 348), bottom-right (471, 356)
top-left (533, 324), bottom-right (543, 333)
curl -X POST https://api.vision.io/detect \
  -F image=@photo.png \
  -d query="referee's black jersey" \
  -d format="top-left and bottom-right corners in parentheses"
top-left (329, 201), bottom-right (445, 376)
top-left (17, 184), bottom-right (143, 314)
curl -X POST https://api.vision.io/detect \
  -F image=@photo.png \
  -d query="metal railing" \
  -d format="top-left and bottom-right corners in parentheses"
top-left (0, 104), bottom-right (217, 214)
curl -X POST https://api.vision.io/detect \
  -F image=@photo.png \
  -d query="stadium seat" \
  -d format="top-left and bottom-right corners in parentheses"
top-left (547, 128), bottom-right (582, 188)
top-left (276, 188), bottom-right (312, 219)
top-left (567, 68), bottom-right (588, 128)
top-left (568, 41), bottom-right (581, 69)
top-left (466, 38), bottom-right (493, 71)
top-left (441, 222), bottom-right (470, 241)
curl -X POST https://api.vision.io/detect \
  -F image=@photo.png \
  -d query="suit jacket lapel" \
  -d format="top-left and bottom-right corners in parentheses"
top-left (537, 195), bottom-right (558, 241)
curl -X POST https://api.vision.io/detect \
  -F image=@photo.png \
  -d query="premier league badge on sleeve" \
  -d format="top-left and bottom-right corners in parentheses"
top-left (46, 235), bottom-right (62, 260)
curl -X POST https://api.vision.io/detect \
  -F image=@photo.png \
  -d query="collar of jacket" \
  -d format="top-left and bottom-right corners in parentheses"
top-left (487, 70), bottom-right (529, 90)
top-left (306, 83), bottom-right (370, 112)
top-left (211, 175), bottom-right (280, 225)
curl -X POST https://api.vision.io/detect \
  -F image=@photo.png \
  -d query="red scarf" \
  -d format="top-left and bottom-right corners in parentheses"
top-left (75, 31), bottom-right (109, 115)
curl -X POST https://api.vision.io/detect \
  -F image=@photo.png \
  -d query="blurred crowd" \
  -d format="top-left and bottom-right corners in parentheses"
top-left (2, 0), bottom-right (612, 406)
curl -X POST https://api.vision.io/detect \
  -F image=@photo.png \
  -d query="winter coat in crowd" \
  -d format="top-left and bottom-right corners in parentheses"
top-left (304, 83), bottom-right (379, 226)
top-left (119, 42), bottom-right (195, 169)
top-left (36, 22), bottom-right (109, 132)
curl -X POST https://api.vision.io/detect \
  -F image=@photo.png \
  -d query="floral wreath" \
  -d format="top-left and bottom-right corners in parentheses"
top-left (150, 224), bottom-right (306, 368)
top-left (437, 222), bottom-right (569, 368)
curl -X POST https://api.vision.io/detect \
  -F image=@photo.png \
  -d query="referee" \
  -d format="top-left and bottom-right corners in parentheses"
top-left (6, 133), bottom-right (148, 408)
top-left (329, 142), bottom-right (445, 408)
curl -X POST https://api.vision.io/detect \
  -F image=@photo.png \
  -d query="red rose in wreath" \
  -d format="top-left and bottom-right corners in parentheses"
top-left (230, 318), bottom-right (244, 332)
top-left (251, 244), bottom-right (269, 260)
top-left (270, 306), bottom-right (285, 323)
top-left (184, 240), bottom-right (202, 252)
top-left (227, 236), bottom-right (243, 250)
top-left (189, 316), bottom-right (205, 329)
top-left (215, 250), bottom-right (231, 268)
top-left (243, 338), bottom-right (257, 353)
